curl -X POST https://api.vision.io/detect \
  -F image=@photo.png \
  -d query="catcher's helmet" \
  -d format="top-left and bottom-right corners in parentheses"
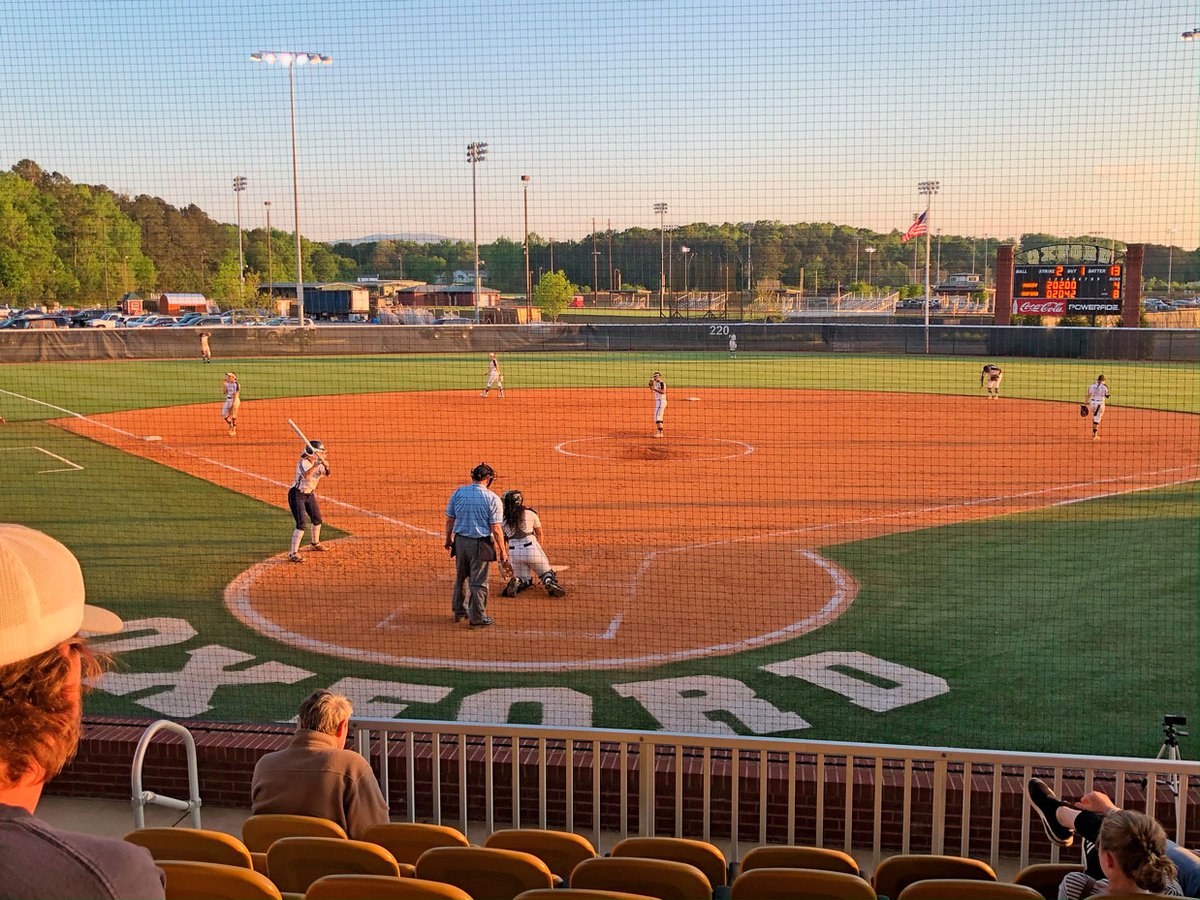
top-left (472, 462), bottom-right (496, 482)
top-left (304, 440), bottom-right (326, 455)
top-left (502, 489), bottom-right (523, 506)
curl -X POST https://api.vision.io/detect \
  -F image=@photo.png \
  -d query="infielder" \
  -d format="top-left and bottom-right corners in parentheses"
top-left (221, 372), bottom-right (240, 436)
top-left (980, 364), bottom-right (1003, 399)
top-left (649, 371), bottom-right (667, 438)
top-left (481, 352), bottom-right (505, 398)
top-left (1085, 374), bottom-right (1110, 440)
top-left (729, 333), bottom-right (737, 358)
top-left (288, 440), bottom-right (331, 562)
top-left (499, 489), bottom-right (567, 598)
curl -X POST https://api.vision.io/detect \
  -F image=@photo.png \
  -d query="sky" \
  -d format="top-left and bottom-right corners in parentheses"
top-left (1, 0), bottom-right (1197, 247)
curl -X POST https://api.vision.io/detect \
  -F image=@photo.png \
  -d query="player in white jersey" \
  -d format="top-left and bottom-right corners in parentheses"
top-left (649, 371), bottom-right (667, 438)
top-left (481, 352), bottom-right (505, 398)
top-left (980, 364), bottom-right (1003, 399)
top-left (499, 490), bottom-right (567, 598)
top-left (1085, 374), bottom-right (1110, 440)
top-left (287, 440), bottom-right (331, 562)
top-left (221, 372), bottom-right (240, 436)
top-left (729, 334), bottom-right (738, 358)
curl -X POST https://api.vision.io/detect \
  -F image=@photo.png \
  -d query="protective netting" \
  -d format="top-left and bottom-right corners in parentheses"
top-left (0, 0), bottom-right (1197, 758)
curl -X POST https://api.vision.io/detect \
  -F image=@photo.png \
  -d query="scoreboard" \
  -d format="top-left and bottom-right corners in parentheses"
top-left (1012, 264), bottom-right (1123, 315)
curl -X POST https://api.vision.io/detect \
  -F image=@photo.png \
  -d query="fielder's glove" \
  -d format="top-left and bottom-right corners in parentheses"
top-left (1079, 404), bottom-right (1089, 417)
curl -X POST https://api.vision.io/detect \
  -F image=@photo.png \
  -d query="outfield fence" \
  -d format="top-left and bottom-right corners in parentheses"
top-left (349, 718), bottom-right (1200, 867)
top-left (0, 323), bottom-right (1197, 363)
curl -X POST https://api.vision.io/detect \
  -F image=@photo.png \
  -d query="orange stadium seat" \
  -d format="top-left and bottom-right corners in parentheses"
top-left (124, 827), bottom-right (255, 869)
top-left (571, 857), bottom-right (713, 900)
top-left (739, 845), bottom-right (861, 876)
top-left (243, 815), bottom-right (348, 876)
top-left (611, 836), bottom-right (729, 889)
top-left (363, 822), bottom-right (469, 868)
top-left (1012, 863), bottom-right (1085, 900)
top-left (516, 891), bottom-right (659, 900)
top-left (267, 837), bottom-right (402, 896)
top-left (872, 854), bottom-right (996, 900)
top-left (305, 874), bottom-right (472, 900)
top-left (898, 880), bottom-right (1043, 900)
top-left (730, 868), bottom-right (877, 900)
top-left (158, 860), bottom-right (283, 900)
top-left (484, 828), bottom-right (597, 882)
top-left (415, 846), bottom-right (556, 900)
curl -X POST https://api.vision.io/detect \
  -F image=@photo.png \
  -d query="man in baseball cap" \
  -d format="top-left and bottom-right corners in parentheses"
top-left (0, 524), bottom-right (165, 899)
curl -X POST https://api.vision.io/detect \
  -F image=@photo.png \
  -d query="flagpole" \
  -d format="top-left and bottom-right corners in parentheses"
top-left (918, 180), bottom-right (940, 354)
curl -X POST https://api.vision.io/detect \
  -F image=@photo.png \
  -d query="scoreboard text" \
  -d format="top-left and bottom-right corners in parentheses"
top-left (1012, 264), bottom-right (1123, 315)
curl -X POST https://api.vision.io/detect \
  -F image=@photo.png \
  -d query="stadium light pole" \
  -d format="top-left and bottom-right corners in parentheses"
top-left (853, 235), bottom-right (860, 284)
top-left (521, 175), bottom-right (531, 317)
top-left (1168, 227), bottom-right (1176, 300)
top-left (918, 180), bottom-right (940, 353)
top-left (467, 142), bottom-right (489, 323)
top-left (865, 246), bottom-right (876, 289)
top-left (1182, 29), bottom-right (1200, 40)
top-left (654, 203), bottom-right (668, 315)
top-left (233, 176), bottom-right (247, 301)
top-left (681, 246), bottom-right (692, 298)
top-left (264, 201), bottom-right (273, 308)
top-left (250, 51), bottom-right (331, 327)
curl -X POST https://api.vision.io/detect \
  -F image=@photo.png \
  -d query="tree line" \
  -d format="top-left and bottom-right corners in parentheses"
top-left (1, 159), bottom-right (1194, 306)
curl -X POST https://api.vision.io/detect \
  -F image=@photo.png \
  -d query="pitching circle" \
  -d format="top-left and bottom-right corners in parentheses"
top-left (555, 434), bottom-right (754, 461)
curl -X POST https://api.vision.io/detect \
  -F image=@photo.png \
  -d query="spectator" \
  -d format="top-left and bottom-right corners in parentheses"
top-left (251, 690), bottom-right (388, 839)
top-left (0, 524), bottom-right (164, 900)
top-left (1028, 779), bottom-right (1186, 898)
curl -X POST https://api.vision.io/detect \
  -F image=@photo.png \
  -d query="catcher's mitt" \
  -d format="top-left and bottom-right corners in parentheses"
top-left (1079, 403), bottom-right (1089, 417)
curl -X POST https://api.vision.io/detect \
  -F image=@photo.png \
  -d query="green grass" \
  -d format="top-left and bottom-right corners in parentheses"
top-left (1, 350), bottom-right (1195, 754)
top-left (2, 351), bottom-right (1196, 420)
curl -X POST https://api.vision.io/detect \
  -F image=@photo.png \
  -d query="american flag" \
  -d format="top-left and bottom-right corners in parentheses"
top-left (901, 210), bottom-right (928, 243)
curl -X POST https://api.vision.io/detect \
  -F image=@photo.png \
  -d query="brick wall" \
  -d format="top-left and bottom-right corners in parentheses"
top-left (53, 717), bottom-right (1199, 859)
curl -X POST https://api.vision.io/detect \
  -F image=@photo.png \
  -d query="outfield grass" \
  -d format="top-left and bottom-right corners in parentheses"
top-left (2, 351), bottom-right (1195, 755)
top-left (1, 351), bottom-right (1196, 419)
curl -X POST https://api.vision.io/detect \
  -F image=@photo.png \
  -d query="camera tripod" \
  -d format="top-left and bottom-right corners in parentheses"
top-left (1156, 720), bottom-right (1187, 796)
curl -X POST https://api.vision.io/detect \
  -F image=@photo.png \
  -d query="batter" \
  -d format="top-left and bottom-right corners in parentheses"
top-left (481, 352), bottom-right (505, 398)
top-left (649, 371), bottom-right (667, 438)
top-left (1086, 374), bottom-right (1110, 440)
top-left (288, 440), bottom-right (331, 562)
top-left (499, 490), bottom-right (567, 598)
top-left (221, 372), bottom-right (240, 436)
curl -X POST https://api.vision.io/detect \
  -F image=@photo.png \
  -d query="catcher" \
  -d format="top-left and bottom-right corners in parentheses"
top-left (499, 489), bottom-right (567, 598)
top-left (287, 440), bottom-right (331, 562)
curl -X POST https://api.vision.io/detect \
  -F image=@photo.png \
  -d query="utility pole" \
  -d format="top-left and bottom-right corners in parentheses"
top-left (522, 175), bottom-right (532, 314)
top-left (233, 176), bottom-right (247, 303)
top-left (264, 201), bottom-right (273, 307)
top-left (607, 219), bottom-right (614, 291)
top-left (467, 141), bottom-right (489, 323)
top-left (592, 216), bottom-right (599, 300)
top-left (654, 203), bottom-right (668, 315)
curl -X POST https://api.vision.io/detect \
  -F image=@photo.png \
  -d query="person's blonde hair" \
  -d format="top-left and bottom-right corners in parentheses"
top-left (0, 639), bottom-right (107, 787)
top-left (297, 689), bottom-right (353, 735)
top-left (1099, 809), bottom-right (1177, 893)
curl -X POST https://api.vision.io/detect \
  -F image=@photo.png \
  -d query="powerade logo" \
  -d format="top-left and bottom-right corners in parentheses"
top-left (1066, 302), bottom-right (1120, 314)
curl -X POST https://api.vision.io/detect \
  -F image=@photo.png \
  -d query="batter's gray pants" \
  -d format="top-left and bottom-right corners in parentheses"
top-left (452, 535), bottom-right (492, 623)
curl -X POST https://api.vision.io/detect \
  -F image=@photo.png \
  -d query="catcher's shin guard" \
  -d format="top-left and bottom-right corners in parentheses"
top-left (542, 570), bottom-right (567, 598)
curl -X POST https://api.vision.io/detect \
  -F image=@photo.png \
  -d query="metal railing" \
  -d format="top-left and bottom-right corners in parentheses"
top-left (131, 719), bottom-right (202, 829)
top-left (352, 719), bottom-right (1198, 870)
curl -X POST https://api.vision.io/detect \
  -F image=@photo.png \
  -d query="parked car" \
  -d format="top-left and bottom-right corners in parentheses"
top-left (69, 308), bottom-right (109, 328)
top-left (433, 315), bottom-right (470, 325)
top-left (1142, 298), bottom-right (1172, 313)
top-left (89, 312), bottom-right (125, 328)
top-left (6, 315), bottom-right (65, 329)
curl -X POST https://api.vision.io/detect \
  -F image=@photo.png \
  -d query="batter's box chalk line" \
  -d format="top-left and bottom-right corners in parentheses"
top-left (2, 445), bottom-right (84, 474)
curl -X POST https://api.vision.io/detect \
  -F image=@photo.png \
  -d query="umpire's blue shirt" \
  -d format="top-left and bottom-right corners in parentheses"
top-left (445, 483), bottom-right (503, 537)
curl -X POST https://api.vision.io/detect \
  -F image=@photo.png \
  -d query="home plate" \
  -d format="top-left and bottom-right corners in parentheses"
top-left (144, 435), bottom-right (163, 442)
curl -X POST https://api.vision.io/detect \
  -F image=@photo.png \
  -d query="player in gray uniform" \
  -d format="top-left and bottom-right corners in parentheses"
top-left (481, 352), bottom-right (505, 398)
top-left (1085, 374), bottom-right (1110, 440)
top-left (288, 440), bottom-right (330, 562)
top-left (980, 364), bottom-right (1003, 399)
top-left (499, 490), bottom-right (567, 598)
top-left (221, 372), bottom-right (240, 435)
top-left (649, 371), bottom-right (667, 438)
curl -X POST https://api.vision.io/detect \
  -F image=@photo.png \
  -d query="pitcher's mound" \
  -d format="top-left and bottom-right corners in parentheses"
top-left (555, 434), bottom-right (754, 461)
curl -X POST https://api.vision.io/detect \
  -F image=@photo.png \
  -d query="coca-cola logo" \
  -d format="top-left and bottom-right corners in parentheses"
top-left (1014, 300), bottom-right (1066, 315)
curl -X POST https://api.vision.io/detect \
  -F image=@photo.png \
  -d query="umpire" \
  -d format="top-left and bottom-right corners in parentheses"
top-left (444, 463), bottom-right (510, 629)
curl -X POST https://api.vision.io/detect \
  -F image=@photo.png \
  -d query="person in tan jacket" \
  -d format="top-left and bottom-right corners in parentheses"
top-left (250, 690), bottom-right (388, 839)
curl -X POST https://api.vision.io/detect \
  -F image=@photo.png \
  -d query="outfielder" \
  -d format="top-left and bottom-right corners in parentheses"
top-left (1084, 374), bottom-right (1110, 440)
top-left (729, 333), bottom-right (737, 358)
top-left (980, 364), bottom-right (1003, 399)
top-left (499, 489), bottom-right (567, 598)
top-left (649, 371), bottom-right (667, 438)
top-left (288, 440), bottom-right (331, 562)
top-left (221, 372), bottom-right (240, 436)
top-left (481, 352), bottom-right (505, 398)
top-left (199, 331), bottom-right (212, 363)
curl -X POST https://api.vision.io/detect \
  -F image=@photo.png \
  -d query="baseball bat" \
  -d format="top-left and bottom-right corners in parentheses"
top-left (287, 418), bottom-right (313, 451)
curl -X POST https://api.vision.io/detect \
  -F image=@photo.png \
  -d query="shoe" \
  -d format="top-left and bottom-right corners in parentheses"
top-left (502, 576), bottom-right (520, 597)
top-left (546, 581), bottom-right (567, 598)
top-left (453, 613), bottom-right (467, 623)
top-left (1027, 778), bottom-right (1074, 846)
top-left (310, 542), bottom-right (328, 552)
top-left (480, 391), bottom-right (488, 397)
top-left (515, 577), bottom-right (534, 595)
top-left (469, 616), bottom-right (495, 629)
top-left (654, 432), bottom-right (663, 439)
top-left (229, 426), bottom-right (236, 436)
top-left (288, 552), bottom-right (304, 563)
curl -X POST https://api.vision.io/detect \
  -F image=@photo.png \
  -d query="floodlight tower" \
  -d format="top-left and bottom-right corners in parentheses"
top-left (918, 180), bottom-right (940, 352)
top-left (654, 202), bottom-right (668, 314)
top-left (467, 141), bottom-right (489, 323)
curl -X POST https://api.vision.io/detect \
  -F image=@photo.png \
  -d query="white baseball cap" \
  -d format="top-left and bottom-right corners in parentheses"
top-left (0, 525), bottom-right (123, 667)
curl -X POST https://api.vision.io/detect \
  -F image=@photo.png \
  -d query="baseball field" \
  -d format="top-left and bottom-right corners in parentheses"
top-left (2, 349), bottom-right (1196, 759)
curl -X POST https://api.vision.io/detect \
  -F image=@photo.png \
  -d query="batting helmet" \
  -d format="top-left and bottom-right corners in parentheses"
top-left (304, 440), bottom-right (326, 455)
top-left (471, 462), bottom-right (496, 482)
